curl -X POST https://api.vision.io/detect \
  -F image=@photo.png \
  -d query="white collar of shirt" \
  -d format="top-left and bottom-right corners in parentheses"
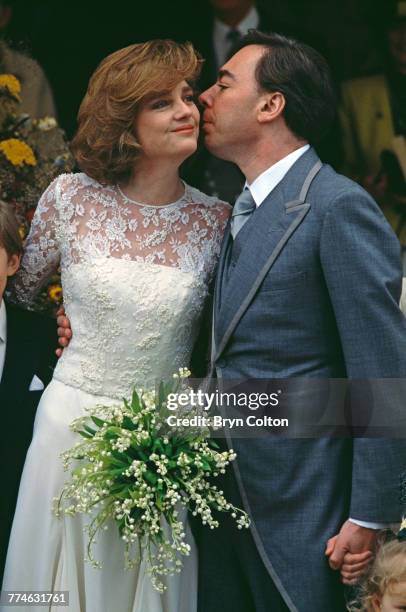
top-left (213, 6), bottom-right (259, 69)
top-left (247, 144), bottom-right (310, 207)
top-left (0, 299), bottom-right (7, 383)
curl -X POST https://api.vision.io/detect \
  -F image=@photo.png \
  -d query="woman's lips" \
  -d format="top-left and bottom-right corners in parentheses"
top-left (172, 125), bottom-right (195, 133)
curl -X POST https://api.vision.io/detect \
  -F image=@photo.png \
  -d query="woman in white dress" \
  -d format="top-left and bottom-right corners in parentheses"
top-left (1, 40), bottom-right (230, 612)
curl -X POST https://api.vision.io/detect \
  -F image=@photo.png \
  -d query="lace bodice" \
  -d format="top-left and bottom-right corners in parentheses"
top-left (10, 172), bottom-right (230, 397)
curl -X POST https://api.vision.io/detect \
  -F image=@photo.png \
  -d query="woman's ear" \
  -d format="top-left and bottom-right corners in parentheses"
top-left (257, 92), bottom-right (285, 124)
top-left (7, 253), bottom-right (21, 277)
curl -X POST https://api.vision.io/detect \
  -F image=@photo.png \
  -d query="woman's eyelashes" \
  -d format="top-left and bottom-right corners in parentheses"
top-left (150, 93), bottom-right (196, 110)
top-left (150, 99), bottom-right (170, 109)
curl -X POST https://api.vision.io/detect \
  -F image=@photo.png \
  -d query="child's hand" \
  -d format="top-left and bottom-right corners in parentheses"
top-left (325, 521), bottom-right (376, 585)
top-left (338, 549), bottom-right (374, 585)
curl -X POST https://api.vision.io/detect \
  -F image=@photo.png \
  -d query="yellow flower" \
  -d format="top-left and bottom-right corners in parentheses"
top-left (18, 224), bottom-right (27, 240)
top-left (48, 284), bottom-right (63, 303)
top-left (0, 74), bottom-right (21, 100)
top-left (0, 139), bottom-right (36, 167)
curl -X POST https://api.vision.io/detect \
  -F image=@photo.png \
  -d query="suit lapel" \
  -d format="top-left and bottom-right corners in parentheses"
top-left (213, 149), bottom-right (322, 362)
top-left (211, 220), bottom-right (232, 360)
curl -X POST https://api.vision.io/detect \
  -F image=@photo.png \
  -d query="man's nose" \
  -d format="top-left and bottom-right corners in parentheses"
top-left (199, 87), bottom-right (214, 108)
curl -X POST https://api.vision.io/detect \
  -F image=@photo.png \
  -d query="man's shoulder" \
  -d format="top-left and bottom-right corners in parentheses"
top-left (310, 163), bottom-right (380, 217)
top-left (314, 163), bottom-right (372, 203)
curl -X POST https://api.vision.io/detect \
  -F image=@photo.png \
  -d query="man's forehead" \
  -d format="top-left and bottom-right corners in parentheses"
top-left (222, 44), bottom-right (265, 77)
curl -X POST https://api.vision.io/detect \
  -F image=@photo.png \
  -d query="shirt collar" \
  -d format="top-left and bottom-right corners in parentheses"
top-left (0, 300), bottom-right (6, 344)
top-left (214, 5), bottom-right (259, 39)
top-left (247, 144), bottom-right (310, 207)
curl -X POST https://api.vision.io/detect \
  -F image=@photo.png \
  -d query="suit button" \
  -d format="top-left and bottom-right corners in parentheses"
top-left (217, 358), bottom-right (227, 368)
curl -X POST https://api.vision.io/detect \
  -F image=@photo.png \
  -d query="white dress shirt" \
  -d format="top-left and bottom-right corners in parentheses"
top-left (0, 299), bottom-right (7, 383)
top-left (213, 5), bottom-right (259, 69)
top-left (248, 144), bottom-right (310, 207)
top-left (246, 145), bottom-right (388, 531)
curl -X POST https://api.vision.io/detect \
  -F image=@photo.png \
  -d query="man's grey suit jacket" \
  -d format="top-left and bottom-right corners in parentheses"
top-left (211, 146), bottom-right (406, 611)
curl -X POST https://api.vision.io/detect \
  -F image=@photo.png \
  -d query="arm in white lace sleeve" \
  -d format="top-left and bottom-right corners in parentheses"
top-left (8, 177), bottom-right (61, 307)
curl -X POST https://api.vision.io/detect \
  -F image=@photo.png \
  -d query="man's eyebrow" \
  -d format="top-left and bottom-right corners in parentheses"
top-left (218, 69), bottom-right (236, 81)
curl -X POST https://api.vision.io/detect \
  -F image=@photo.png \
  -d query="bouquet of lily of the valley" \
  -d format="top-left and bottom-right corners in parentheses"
top-left (54, 368), bottom-right (250, 592)
top-left (0, 73), bottom-right (74, 314)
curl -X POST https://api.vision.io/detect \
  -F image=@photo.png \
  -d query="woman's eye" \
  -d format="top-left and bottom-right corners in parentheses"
top-left (184, 94), bottom-right (196, 104)
top-left (151, 99), bottom-right (169, 109)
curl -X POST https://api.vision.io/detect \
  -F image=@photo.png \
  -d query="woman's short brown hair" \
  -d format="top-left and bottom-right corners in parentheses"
top-left (0, 200), bottom-right (23, 257)
top-left (71, 40), bottom-right (202, 185)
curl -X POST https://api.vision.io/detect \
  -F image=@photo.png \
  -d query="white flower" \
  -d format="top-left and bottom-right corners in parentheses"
top-left (37, 116), bottom-right (57, 131)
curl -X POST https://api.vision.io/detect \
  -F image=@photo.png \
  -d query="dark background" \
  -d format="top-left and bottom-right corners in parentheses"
top-left (3, 0), bottom-right (400, 137)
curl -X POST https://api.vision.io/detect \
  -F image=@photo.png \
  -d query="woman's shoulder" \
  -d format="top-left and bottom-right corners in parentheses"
top-left (51, 171), bottom-right (116, 198)
top-left (184, 183), bottom-right (232, 215)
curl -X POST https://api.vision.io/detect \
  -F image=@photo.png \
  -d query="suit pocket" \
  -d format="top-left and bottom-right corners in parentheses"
top-left (259, 270), bottom-right (306, 293)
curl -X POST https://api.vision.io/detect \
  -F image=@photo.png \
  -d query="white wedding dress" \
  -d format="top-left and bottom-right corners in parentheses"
top-left (1, 173), bottom-right (230, 612)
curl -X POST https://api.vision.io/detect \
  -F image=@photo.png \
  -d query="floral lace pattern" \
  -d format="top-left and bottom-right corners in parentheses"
top-left (9, 172), bottom-right (230, 397)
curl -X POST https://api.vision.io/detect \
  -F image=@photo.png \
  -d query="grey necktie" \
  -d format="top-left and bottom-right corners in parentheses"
top-left (226, 28), bottom-right (242, 45)
top-left (230, 188), bottom-right (256, 240)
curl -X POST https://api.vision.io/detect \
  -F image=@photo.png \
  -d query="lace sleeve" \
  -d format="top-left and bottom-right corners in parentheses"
top-left (8, 176), bottom-right (61, 307)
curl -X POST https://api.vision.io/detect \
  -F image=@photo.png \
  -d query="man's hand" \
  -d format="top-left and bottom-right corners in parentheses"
top-left (56, 306), bottom-right (72, 357)
top-left (325, 520), bottom-right (377, 585)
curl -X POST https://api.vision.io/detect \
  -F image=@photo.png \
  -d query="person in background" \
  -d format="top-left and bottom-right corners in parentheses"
top-left (339, 5), bottom-right (406, 247)
top-left (184, 0), bottom-right (281, 203)
top-left (0, 0), bottom-right (56, 118)
top-left (348, 530), bottom-right (406, 611)
top-left (0, 201), bottom-right (56, 585)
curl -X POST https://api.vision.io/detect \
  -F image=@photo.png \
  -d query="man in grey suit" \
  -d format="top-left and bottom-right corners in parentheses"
top-left (197, 30), bottom-right (406, 612)
top-left (56, 29), bottom-right (406, 612)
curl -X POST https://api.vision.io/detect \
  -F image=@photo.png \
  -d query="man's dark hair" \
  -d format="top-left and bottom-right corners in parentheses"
top-left (235, 30), bottom-right (336, 143)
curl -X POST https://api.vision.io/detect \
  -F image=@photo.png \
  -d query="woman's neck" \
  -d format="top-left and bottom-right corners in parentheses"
top-left (120, 161), bottom-right (184, 205)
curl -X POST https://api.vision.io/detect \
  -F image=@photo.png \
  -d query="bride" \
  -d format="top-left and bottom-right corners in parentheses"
top-left (1, 40), bottom-right (230, 611)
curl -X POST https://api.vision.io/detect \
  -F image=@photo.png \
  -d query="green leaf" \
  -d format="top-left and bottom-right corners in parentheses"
top-left (144, 470), bottom-right (158, 485)
top-left (122, 416), bottom-right (136, 431)
top-left (82, 425), bottom-right (96, 437)
top-left (91, 416), bottom-right (105, 428)
top-left (131, 391), bottom-right (140, 413)
top-left (153, 439), bottom-right (164, 454)
top-left (111, 450), bottom-right (126, 463)
top-left (78, 431), bottom-right (93, 439)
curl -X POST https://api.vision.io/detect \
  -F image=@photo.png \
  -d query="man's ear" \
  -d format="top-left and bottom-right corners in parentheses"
top-left (7, 253), bottom-right (21, 277)
top-left (0, 5), bottom-right (12, 31)
top-left (257, 92), bottom-right (285, 124)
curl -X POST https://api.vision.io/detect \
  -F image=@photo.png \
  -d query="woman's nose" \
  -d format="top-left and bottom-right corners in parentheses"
top-left (174, 99), bottom-right (193, 117)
